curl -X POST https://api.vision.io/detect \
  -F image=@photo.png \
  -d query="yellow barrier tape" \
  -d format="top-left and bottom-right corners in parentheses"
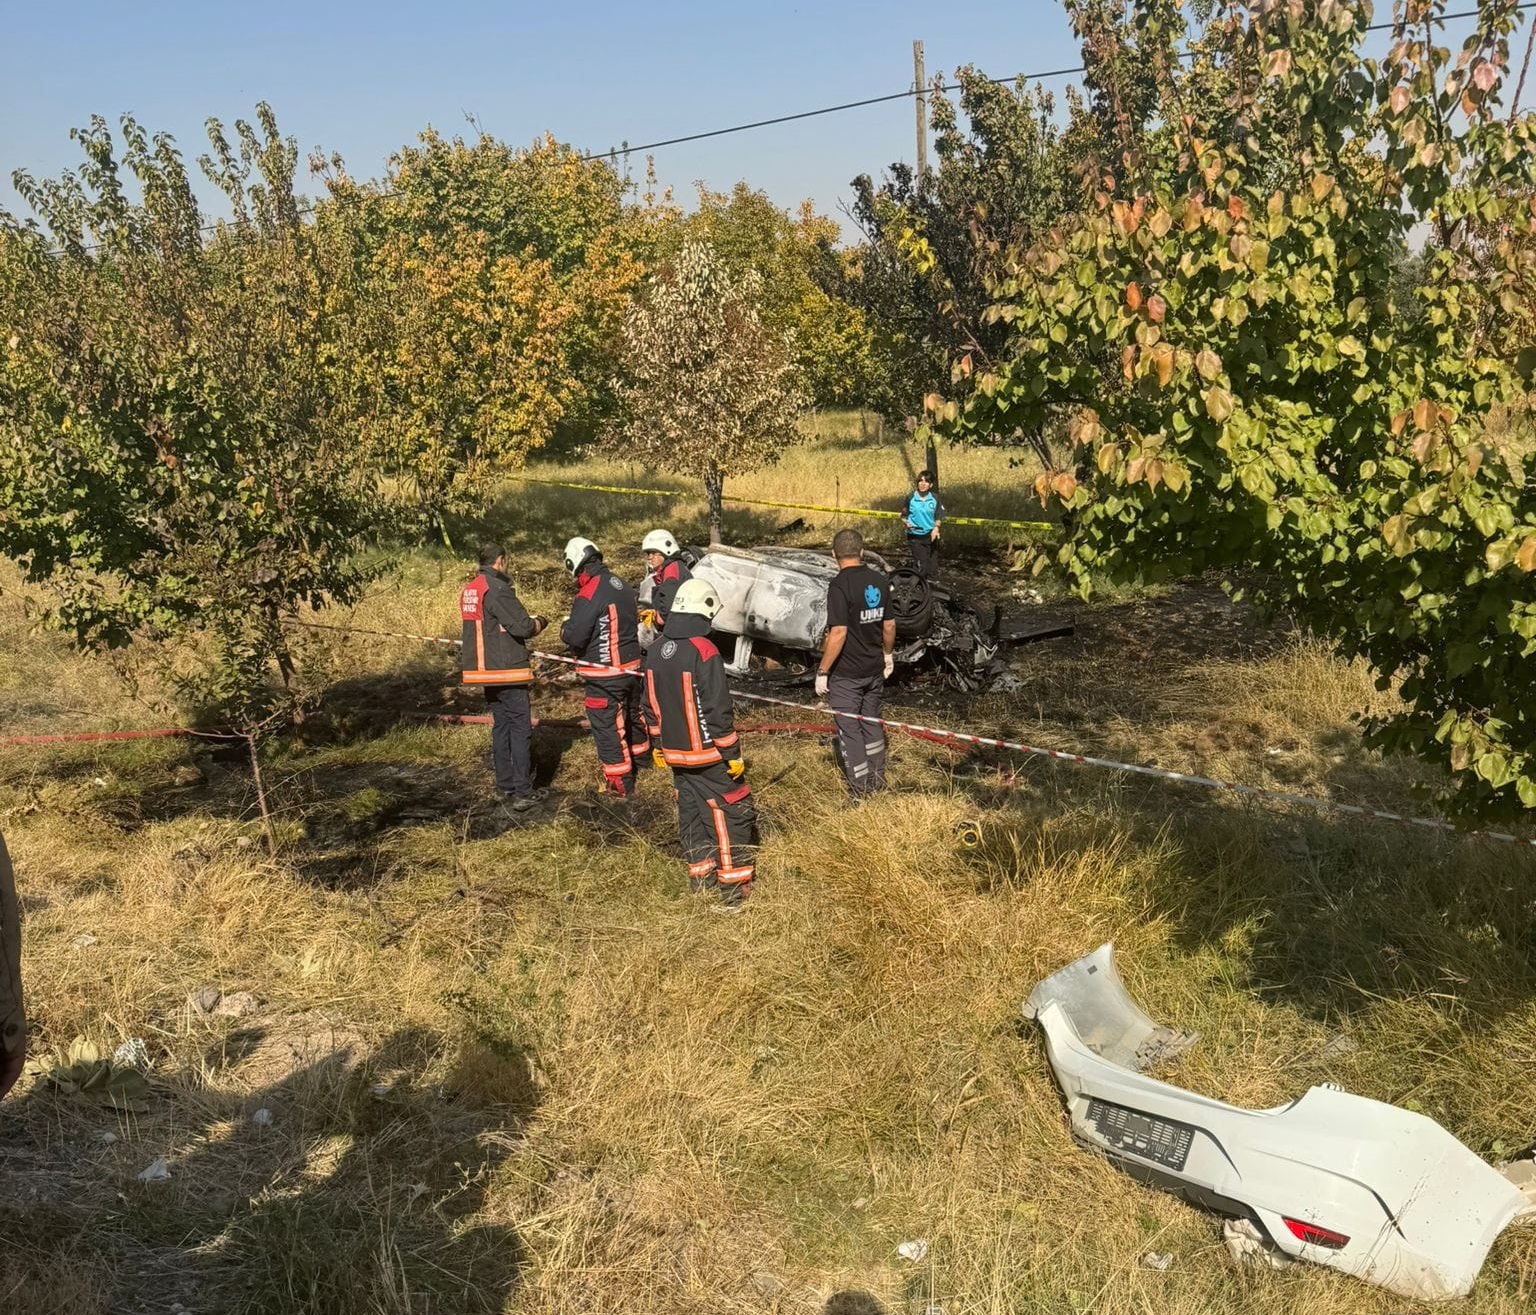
top-left (511, 475), bottom-right (1053, 533)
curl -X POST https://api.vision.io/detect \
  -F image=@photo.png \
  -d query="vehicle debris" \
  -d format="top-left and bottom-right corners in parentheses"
top-left (647, 544), bottom-right (1071, 690)
top-left (137, 1156), bottom-right (171, 1182)
top-left (1223, 1218), bottom-right (1291, 1271)
top-left (110, 1037), bottom-right (150, 1070)
top-left (1023, 943), bottom-right (1536, 1302)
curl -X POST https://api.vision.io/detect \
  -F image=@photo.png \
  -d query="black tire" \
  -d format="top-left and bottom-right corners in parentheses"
top-left (888, 567), bottom-right (933, 638)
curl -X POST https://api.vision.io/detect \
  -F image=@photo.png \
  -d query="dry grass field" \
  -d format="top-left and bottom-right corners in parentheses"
top-left (3, 418), bottom-right (1535, 1314)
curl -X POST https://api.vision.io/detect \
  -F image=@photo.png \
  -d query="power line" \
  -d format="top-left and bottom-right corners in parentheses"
top-left (20, 1), bottom-right (1534, 255)
top-left (577, 3), bottom-right (1531, 162)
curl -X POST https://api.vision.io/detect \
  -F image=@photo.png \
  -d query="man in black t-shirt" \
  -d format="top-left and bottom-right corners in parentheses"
top-left (815, 529), bottom-right (896, 798)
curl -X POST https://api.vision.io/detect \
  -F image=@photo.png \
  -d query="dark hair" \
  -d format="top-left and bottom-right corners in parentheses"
top-left (832, 528), bottom-right (864, 560)
top-left (916, 469), bottom-right (933, 483)
top-left (478, 542), bottom-right (506, 568)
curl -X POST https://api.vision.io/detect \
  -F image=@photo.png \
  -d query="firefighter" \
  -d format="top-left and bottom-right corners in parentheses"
top-left (815, 528), bottom-right (896, 799)
top-left (899, 469), bottom-right (945, 579)
top-left (643, 578), bottom-right (758, 906)
top-left (561, 536), bottom-right (650, 797)
top-left (1, 829), bottom-right (23, 1100)
top-left (640, 528), bottom-right (692, 631)
top-left (460, 543), bottom-right (549, 812)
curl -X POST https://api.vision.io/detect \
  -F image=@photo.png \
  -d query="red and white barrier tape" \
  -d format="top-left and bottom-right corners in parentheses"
top-left (1, 726), bottom-right (241, 746)
top-left (288, 618), bottom-right (1535, 847)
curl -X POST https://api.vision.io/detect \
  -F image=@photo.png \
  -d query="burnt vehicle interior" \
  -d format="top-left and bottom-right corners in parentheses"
top-left (645, 544), bottom-right (1072, 690)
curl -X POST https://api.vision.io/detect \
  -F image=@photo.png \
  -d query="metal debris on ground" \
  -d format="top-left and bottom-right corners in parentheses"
top-left (1141, 1252), bottom-right (1174, 1271)
top-left (136, 1156), bottom-right (171, 1183)
top-left (110, 1037), bottom-right (150, 1070)
top-left (896, 1239), bottom-right (929, 1263)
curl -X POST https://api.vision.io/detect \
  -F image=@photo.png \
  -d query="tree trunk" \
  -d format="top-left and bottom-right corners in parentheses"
top-left (247, 732), bottom-right (278, 857)
top-left (265, 603), bottom-right (305, 727)
top-left (705, 464), bottom-right (724, 546)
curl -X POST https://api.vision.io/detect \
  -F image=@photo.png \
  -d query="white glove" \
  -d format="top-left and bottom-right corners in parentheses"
top-left (814, 671), bottom-right (829, 698)
top-left (883, 652), bottom-right (894, 679)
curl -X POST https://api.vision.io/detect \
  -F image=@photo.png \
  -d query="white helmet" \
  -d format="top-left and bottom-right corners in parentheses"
top-left (670, 577), bottom-right (721, 620)
top-left (563, 536), bottom-right (600, 576)
top-left (641, 529), bottom-right (679, 557)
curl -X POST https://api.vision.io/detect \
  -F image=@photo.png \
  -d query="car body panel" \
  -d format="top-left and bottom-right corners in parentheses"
top-left (1024, 944), bottom-right (1533, 1301)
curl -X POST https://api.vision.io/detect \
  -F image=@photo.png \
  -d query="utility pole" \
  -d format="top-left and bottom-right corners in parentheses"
top-left (913, 39), bottom-right (928, 182)
top-left (914, 39), bottom-right (938, 486)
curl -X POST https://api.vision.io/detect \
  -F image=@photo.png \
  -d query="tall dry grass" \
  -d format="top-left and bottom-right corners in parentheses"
top-left (3, 423), bottom-right (1536, 1314)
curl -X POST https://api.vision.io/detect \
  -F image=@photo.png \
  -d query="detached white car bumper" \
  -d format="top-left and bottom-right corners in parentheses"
top-left (1024, 944), bottom-right (1534, 1302)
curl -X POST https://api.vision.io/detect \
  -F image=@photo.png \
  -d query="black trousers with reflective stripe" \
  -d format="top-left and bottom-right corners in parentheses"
top-left (674, 763), bottom-right (758, 886)
top-left (584, 677), bottom-right (649, 796)
top-left (828, 672), bottom-right (887, 797)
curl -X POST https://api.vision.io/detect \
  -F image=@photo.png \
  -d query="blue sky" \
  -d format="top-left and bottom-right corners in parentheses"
top-left (0, 0), bottom-right (1087, 237)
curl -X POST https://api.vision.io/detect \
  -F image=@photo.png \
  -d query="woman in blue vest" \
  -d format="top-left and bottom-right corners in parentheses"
top-left (900, 469), bottom-right (945, 579)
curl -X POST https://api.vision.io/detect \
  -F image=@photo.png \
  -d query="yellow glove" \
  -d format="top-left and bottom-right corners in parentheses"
top-left (639, 608), bottom-right (658, 628)
top-left (726, 758), bottom-right (745, 780)
top-left (652, 748), bottom-right (668, 771)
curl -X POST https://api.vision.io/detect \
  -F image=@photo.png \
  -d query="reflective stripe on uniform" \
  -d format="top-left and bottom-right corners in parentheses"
top-left (661, 746), bottom-right (723, 767)
top-left (681, 672), bottom-right (704, 751)
top-left (463, 668), bottom-right (534, 685)
top-left (707, 799), bottom-right (734, 873)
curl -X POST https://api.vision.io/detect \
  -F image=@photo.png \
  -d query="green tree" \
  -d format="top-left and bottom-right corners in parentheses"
top-left (0, 106), bottom-right (382, 722)
top-left (314, 130), bottom-right (642, 481)
top-left (608, 241), bottom-right (808, 544)
top-left (846, 67), bottom-right (1083, 454)
top-left (929, 0), bottom-right (1536, 820)
top-left (670, 183), bottom-right (876, 408)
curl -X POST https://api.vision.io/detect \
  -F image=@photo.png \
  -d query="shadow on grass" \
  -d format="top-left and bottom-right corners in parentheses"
top-left (949, 753), bottom-right (1536, 1041)
top-left (47, 656), bottom-right (589, 889)
top-left (0, 1026), bottom-right (531, 1315)
top-left (824, 1292), bottom-right (889, 1315)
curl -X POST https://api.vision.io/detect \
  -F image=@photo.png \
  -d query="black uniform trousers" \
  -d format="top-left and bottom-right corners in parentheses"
top-left (907, 533), bottom-right (939, 579)
top-left (674, 762), bottom-right (758, 891)
top-left (485, 684), bottom-right (534, 798)
top-left (828, 672), bottom-right (888, 797)
top-left (584, 676), bottom-right (649, 796)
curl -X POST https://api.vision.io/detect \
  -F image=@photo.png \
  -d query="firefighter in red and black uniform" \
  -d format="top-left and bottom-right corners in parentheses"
top-left (643, 577), bottom-right (758, 906)
top-left (640, 528), bottom-right (691, 631)
top-left (561, 536), bottom-right (649, 797)
top-left (460, 542), bottom-right (549, 812)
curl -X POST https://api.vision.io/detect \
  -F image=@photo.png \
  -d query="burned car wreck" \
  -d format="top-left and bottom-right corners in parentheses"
top-left (1024, 944), bottom-right (1536, 1302)
top-left (643, 544), bottom-right (1069, 688)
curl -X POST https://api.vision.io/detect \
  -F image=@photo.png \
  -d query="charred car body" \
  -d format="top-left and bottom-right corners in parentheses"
top-left (642, 544), bottom-right (1068, 688)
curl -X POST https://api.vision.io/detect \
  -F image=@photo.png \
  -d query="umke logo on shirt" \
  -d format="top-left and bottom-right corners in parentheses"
top-left (861, 583), bottom-right (883, 623)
